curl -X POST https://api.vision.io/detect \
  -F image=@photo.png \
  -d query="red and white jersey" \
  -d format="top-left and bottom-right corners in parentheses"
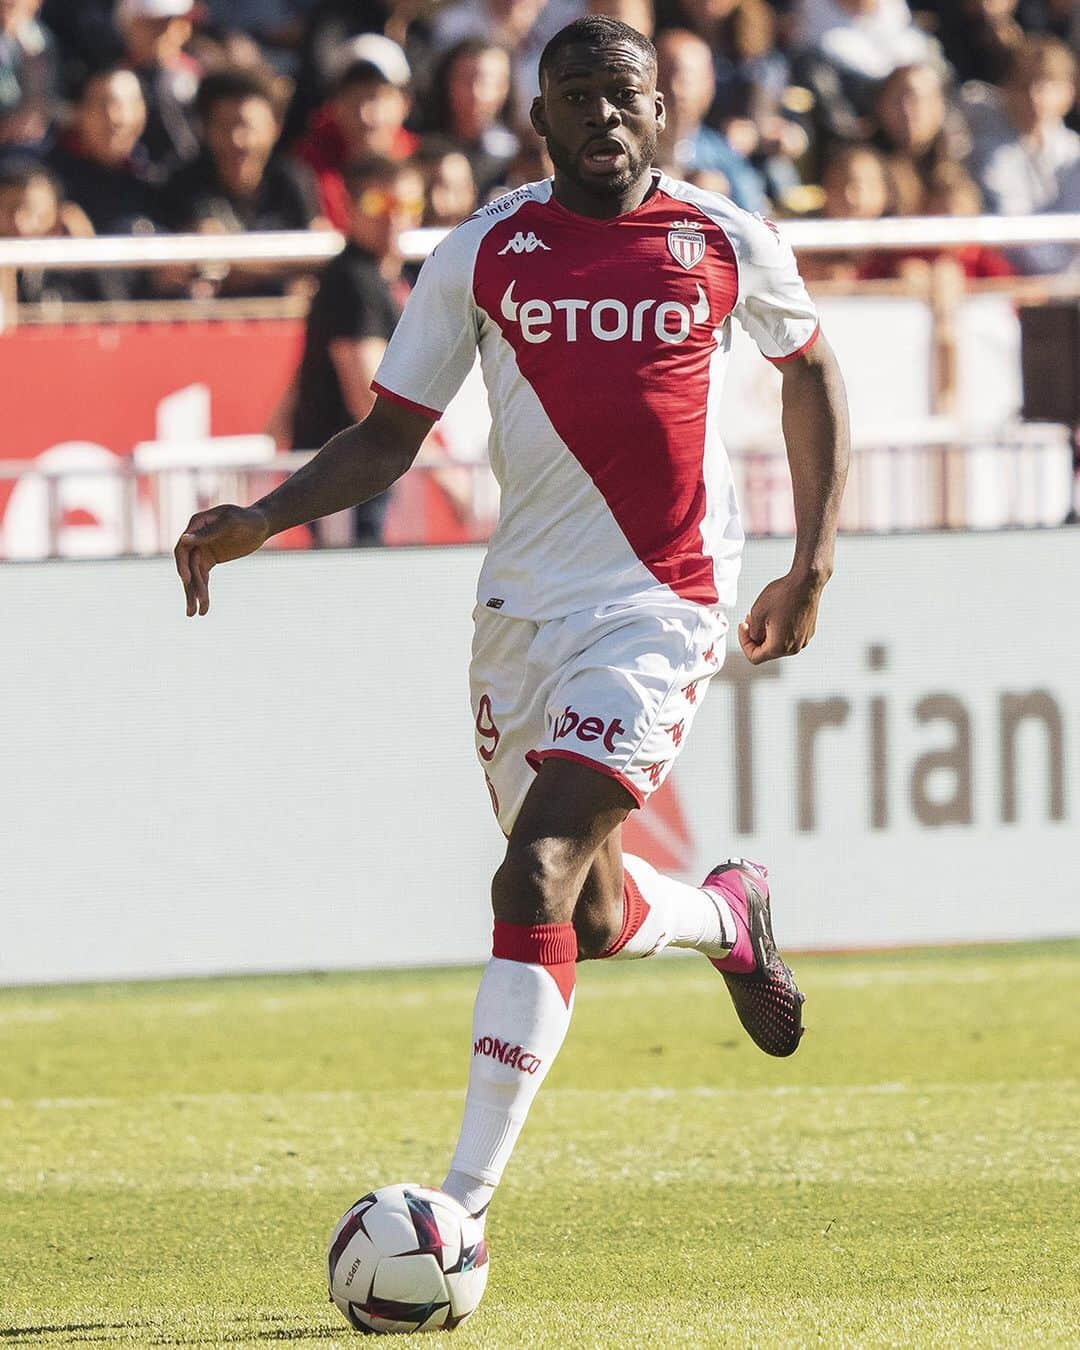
top-left (373, 171), bottom-right (819, 619)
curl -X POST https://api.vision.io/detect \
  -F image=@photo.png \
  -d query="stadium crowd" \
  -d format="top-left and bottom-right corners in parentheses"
top-left (0, 0), bottom-right (1077, 300)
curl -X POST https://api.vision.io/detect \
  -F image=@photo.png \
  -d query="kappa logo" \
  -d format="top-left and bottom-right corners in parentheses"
top-left (498, 230), bottom-right (551, 255)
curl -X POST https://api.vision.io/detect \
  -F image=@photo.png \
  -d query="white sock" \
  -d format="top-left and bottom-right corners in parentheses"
top-left (441, 922), bottom-right (576, 1226)
top-left (602, 852), bottom-right (736, 960)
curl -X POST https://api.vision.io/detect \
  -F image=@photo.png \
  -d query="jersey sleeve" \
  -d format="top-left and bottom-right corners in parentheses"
top-left (372, 224), bottom-right (481, 420)
top-left (731, 212), bottom-right (820, 365)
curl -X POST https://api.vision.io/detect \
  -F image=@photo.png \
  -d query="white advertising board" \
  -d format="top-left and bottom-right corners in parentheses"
top-left (1, 530), bottom-right (1076, 985)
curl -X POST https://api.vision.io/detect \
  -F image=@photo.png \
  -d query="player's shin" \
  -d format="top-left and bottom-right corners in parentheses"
top-left (599, 853), bottom-right (745, 961)
top-left (441, 922), bottom-right (576, 1224)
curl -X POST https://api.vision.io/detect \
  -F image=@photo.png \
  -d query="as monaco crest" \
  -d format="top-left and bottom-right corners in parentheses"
top-left (667, 222), bottom-right (706, 270)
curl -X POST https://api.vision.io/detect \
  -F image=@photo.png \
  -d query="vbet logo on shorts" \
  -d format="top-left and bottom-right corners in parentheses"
top-left (499, 281), bottom-right (710, 344)
top-left (549, 705), bottom-right (625, 752)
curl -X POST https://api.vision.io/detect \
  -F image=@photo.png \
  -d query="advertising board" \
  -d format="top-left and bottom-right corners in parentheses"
top-left (1, 530), bottom-right (1075, 985)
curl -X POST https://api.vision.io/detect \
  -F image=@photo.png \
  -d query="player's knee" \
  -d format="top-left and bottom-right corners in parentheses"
top-left (492, 836), bottom-right (582, 927)
top-left (573, 889), bottom-right (622, 960)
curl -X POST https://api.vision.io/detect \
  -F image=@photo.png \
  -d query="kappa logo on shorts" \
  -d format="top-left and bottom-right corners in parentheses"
top-left (549, 706), bottom-right (625, 753)
top-left (703, 643), bottom-right (719, 665)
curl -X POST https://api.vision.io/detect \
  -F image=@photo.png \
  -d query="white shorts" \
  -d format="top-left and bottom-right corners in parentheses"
top-left (469, 597), bottom-right (728, 835)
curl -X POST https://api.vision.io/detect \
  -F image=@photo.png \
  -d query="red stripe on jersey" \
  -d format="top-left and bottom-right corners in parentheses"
top-left (473, 189), bottom-right (739, 605)
top-left (766, 322), bottom-right (821, 365)
top-left (371, 380), bottom-right (441, 421)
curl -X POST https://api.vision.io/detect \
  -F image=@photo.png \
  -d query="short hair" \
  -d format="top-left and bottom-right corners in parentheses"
top-left (195, 67), bottom-right (284, 124)
top-left (0, 160), bottom-right (58, 196)
top-left (341, 153), bottom-right (410, 199)
top-left (539, 15), bottom-right (657, 83)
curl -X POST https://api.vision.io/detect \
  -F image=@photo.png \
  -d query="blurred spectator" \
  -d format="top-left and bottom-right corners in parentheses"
top-left (873, 62), bottom-right (966, 214)
top-left (294, 43), bottom-right (417, 230)
top-left (158, 67), bottom-right (321, 295)
top-left (588, 0), bottom-right (655, 36)
top-left (861, 162), bottom-right (1016, 278)
top-left (0, 159), bottom-right (94, 302)
top-left (425, 38), bottom-right (519, 199)
top-left (415, 137), bottom-right (477, 227)
top-left (822, 140), bottom-right (891, 217)
top-left (659, 0), bottom-right (806, 201)
top-left (0, 0), bottom-right (57, 155)
top-left (498, 136), bottom-right (553, 190)
top-left (277, 154), bottom-right (423, 545)
top-left (40, 0), bottom-right (121, 98)
top-left (967, 37), bottom-right (1078, 214)
top-left (657, 1), bottom-right (787, 128)
top-left (115, 0), bottom-right (201, 172)
top-left (426, 0), bottom-right (585, 123)
top-left (918, 0), bottom-right (1025, 88)
top-left (800, 142), bottom-right (890, 279)
top-left (201, 0), bottom-right (315, 73)
top-left (654, 29), bottom-right (766, 209)
top-left (792, 0), bottom-right (939, 146)
top-left (966, 37), bottom-right (1079, 272)
top-left (160, 68), bottom-right (319, 233)
top-left (288, 2), bottom-right (433, 141)
top-left (48, 65), bottom-right (158, 235)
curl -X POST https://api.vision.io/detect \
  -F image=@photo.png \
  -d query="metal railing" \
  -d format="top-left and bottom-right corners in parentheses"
top-left (0, 428), bottom-right (1073, 562)
top-left (1, 214), bottom-right (1077, 559)
top-left (0, 215), bottom-right (1078, 273)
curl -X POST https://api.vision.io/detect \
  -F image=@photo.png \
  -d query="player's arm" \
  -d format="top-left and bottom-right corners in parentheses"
top-left (738, 334), bottom-right (850, 665)
top-left (174, 395), bottom-right (431, 618)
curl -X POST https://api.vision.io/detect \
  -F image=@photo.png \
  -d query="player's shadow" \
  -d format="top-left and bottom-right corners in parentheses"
top-left (0, 1319), bottom-right (340, 1345)
top-left (0, 1328), bottom-right (128, 1344)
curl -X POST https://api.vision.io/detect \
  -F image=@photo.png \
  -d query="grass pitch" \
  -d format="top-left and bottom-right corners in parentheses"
top-left (2, 942), bottom-right (1079, 1348)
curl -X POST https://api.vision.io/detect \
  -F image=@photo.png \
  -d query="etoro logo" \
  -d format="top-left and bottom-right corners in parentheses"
top-left (499, 282), bottom-right (710, 345)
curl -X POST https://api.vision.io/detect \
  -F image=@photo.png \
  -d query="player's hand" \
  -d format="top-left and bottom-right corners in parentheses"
top-left (174, 504), bottom-right (269, 617)
top-left (738, 569), bottom-right (828, 665)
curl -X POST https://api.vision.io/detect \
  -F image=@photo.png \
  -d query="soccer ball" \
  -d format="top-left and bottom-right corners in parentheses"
top-left (327, 1184), bottom-right (489, 1334)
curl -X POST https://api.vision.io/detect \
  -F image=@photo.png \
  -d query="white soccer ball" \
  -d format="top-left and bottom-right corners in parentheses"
top-left (327, 1184), bottom-right (489, 1334)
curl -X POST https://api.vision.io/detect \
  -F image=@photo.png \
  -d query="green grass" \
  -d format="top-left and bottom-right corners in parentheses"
top-left (2, 943), bottom-right (1079, 1348)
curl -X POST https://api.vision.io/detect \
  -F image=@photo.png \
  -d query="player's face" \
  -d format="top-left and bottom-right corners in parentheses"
top-left (532, 41), bottom-right (664, 201)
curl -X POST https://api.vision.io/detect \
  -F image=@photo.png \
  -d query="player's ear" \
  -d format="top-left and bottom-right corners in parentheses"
top-left (654, 90), bottom-right (666, 134)
top-left (530, 94), bottom-right (548, 139)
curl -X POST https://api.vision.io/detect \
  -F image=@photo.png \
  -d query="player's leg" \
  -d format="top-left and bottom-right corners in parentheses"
top-left (442, 757), bottom-right (634, 1223)
top-left (573, 827), bottom-right (751, 967)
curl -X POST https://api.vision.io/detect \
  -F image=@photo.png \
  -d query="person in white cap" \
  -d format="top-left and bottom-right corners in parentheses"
top-left (114, 0), bottom-right (200, 170)
top-left (293, 41), bottom-right (418, 231)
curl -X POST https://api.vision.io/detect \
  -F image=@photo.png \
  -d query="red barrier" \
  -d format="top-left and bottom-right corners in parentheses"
top-left (0, 320), bottom-right (305, 558)
top-left (0, 319), bottom-right (495, 557)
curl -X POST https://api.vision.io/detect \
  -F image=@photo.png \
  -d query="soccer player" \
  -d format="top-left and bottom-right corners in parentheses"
top-left (175, 17), bottom-right (850, 1228)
